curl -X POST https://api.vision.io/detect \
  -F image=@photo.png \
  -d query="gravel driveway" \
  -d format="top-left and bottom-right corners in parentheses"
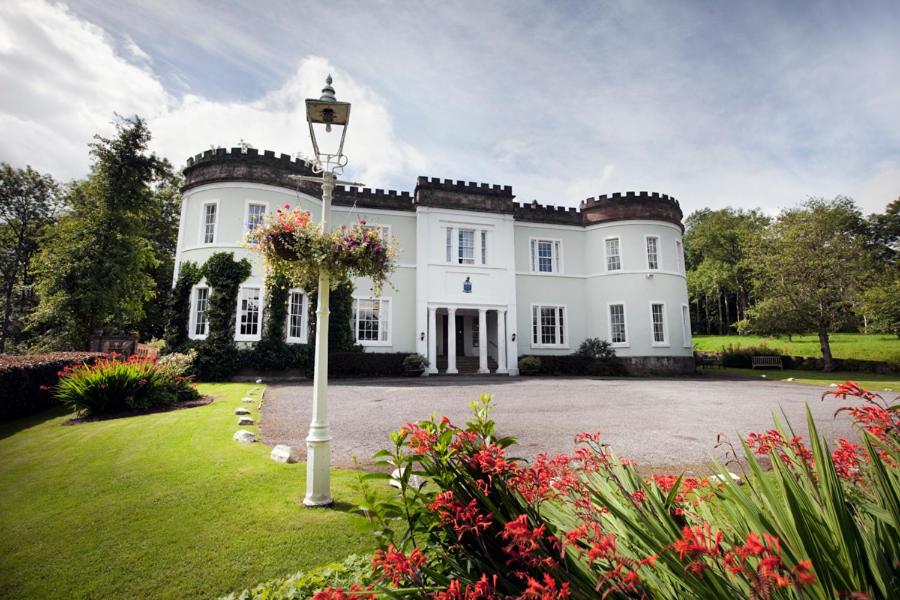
top-left (260, 375), bottom-right (874, 472)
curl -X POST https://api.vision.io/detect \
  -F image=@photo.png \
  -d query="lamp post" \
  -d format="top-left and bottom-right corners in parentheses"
top-left (292, 75), bottom-right (362, 507)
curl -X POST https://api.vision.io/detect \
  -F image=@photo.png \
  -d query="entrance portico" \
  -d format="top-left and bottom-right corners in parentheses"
top-left (426, 305), bottom-right (509, 375)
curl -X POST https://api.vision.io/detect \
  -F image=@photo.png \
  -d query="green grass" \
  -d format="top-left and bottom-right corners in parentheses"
top-left (702, 366), bottom-right (900, 392)
top-left (0, 383), bottom-right (375, 600)
top-left (692, 333), bottom-right (900, 363)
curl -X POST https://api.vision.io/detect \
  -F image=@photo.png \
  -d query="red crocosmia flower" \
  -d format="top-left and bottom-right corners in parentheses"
top-left (469, 443), bottom-right (512, 475)
top-left (500, 515), bottom-right (556, 569)
top-left (429, 491), bottom-right (492, 540)
top-left (672, 523), bottom-right (723, 561)
top-left (433, 574), bottom-right (498, 600)
top-left (371, 544), bottom-right (426, 586)
top-left (399, 422), bottom-right (438, 454)
top-left (631, 489), bottom-right (647, 503)
top-left (587, 532), bottom-right (617, 563)
top-left (520, 573), bottom-right (571, 600)
top-left (792, 559), bottom-right (816, 586)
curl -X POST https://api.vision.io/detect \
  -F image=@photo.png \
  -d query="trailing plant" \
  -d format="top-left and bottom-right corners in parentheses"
top-left (164, 260), bottom-right (202, 351)
top-left (54, 355), bottom-right (199, 415)
top-left (309, 280), bottom-right (360, 354)
top-left (202, 252), bottom-right (252, 345)
top-left (247, 205), bottom-right (398, 296)
top-left (263, 272), bottom-right (291, 343)
top-left (348, 384), bottom-right (898, 599)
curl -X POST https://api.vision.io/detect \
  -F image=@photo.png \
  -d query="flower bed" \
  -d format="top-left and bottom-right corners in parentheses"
top-left (327, 382), bottom-right (899, 599)
top-left (55, 355), bottom-right (200, 416)
top-left (248, 205), bottom-right (398, 295)
top-left (0, 352), bottom-right (104, 422)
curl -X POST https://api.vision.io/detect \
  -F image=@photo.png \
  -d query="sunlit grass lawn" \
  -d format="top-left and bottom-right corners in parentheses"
top-left (692, 333), bottom-right (900, 363)
top-left (702, 366), bottom-right (900, 392)
top-left (0, 383), bottom-right (375, 600)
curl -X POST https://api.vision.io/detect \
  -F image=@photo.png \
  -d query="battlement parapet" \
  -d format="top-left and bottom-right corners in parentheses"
top-left (414, 175), bottom-right (515, 214)
top-left (182, 147), bottom-right (318, 194)
top-left (333, 185), bottom-right (415, 212)
top-left (513, 200), bottom-right (582, 226)
top-left (579, 191), bottom-right (683, 229)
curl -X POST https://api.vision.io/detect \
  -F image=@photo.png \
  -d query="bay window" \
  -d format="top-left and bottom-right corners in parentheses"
top-left (646, 235), bottom-right (660, 270)
top-left (605, 237), bottom-right (621, 271)
top-left (651, 302), bottom-right (667, 345)
top-left (236, 287), bottom-right (262, 340)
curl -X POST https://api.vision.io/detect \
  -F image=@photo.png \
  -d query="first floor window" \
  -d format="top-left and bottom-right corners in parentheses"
top-left (681, 305), bottom-right (691, 347)
top-left (605, 238), bottom-right (621, 271)
top-left (353, 298), bottom-right (391, 344)
top-left (246, 203), bottom-right (266, 233)
top-left (202, 203), bottom-right (217, 244)
top-left (238, 287), bottom-right (261, 337)
top-left (458, 229), bottom-right (475, 264)
top-left (646, 236), bottom-right (659, 270)
top-left (675, 240), bottom-right (684, 274)
top-left (446, 228), bottom-right (453, 263)
top-left (193, 287), bottom-right (209, 337)
top-left (287, 290), bottom-right (308, 343)
top-left (481, 230), bottom-right (487, 265)
top-left (609, 304), bottom-right (627, 344)
top-left (651, 303), bottom-right (666, 344)
top-left (530, 239), bottom-right (561, 273)
top-left (531, 304), bottom-right (566, 346)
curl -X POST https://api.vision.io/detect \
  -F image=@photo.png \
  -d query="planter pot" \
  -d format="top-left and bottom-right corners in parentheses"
top-left (271, 234), bottom-right (299, 261)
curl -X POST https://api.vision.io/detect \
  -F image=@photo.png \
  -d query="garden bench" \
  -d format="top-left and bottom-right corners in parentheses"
top-left (695, 353), bottom-right (722, 368)
top-left (751, 356), bottom-right (783, 369)
top-left (134, 343), bottom-right (160, 359)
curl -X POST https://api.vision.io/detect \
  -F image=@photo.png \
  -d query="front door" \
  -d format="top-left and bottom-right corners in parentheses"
top-left (455, 315), bottom-right (465, 356)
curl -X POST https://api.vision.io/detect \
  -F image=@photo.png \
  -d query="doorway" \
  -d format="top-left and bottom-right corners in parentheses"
top-left (440, 314), bottom-right (465, 357)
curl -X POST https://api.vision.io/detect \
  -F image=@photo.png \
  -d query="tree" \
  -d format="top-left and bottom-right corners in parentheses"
top-left (748, 197), bottom-right (872, 371)
top-left (859, 280), bottom-right (900, 338)
top-left (0, 164), bottom-right (61, 353)
top-left (30, 117), bottom-right (166, 349)
top-left (867, 197), bottom-right (899, 263)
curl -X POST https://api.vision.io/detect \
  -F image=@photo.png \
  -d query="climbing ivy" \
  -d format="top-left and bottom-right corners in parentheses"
top-left (194, 252), bottom-right (251, 380)
top-left (308, 280), bottom-right (359, 353)
top-left (163, 261), bottom-right (201, 351)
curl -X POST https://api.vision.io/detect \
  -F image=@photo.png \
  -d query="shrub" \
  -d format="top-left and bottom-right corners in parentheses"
top-left (519, 352), bottom-right (625, 376)
top-left (156, 349), bottom-right (197, 376)
top-left (575, 337), bottom-right (617, 361)
top-left (0, 352), bottom-right (103, 422)
top-left (518, 355), bottom-right (541, 374)
top-left (402, 353), bottom-right (429, 372)
top-left (719, 342), bottom-right (785, 368)
top-left (193, 341), bottom-right (241, 381)
top-left (354, 384), bottom-right (899, 598)
top-left (326, 352), bottom-right (408, 378)
top-left (243, 340), bottom-right (311, 372)
top-left (54, 355), bottom-right (199, 416)
top-left (220, 554), bottom-right (373, 600)
top-left (163, 261), bottom-right (202, 351)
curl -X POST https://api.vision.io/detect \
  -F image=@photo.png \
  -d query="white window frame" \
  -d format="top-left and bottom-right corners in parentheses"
top-left (604, 236), bottom-right (622, 272)
top-left (188, 285), bottom-right (210, 340)
top-left (480, 230), bottom-right (487, 265)
top-left (530, 303), bottom-right (568, 349)
top-left (352, 296), bottom-right (392, 347)
top-left (362, 223), bottom-right (392, 242)
top-left (199, 200), bottom-right (219, 245)
top-left (645, 235), bottom-right (661, 271)
top-left (607, 302), bottom-right (629, 347)
top-left (458, 229), bottom-right (476, 265)
top-left (445, 227), bottom-right (453, 263)
top-left (234, 285), bottom-right (264, 342)
top-left (286, 288), bottom-right (309, 344)
top-left (650, 301), bottom-right (669, 347)
top-left (681, 303), bottom-right (692, 348)
top-left (244, 200), bottom-right (268, 235)
top-left (675, 240), bottom-right (685, 274)
top-left (529, 238), bottom-right (563, 274)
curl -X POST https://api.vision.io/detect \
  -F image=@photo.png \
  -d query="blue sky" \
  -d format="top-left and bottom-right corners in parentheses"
top-left (1, 1), bottom-right (898, 215)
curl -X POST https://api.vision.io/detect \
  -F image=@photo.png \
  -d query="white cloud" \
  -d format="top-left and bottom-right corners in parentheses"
top-left (0, 1), bottom-right (426, 188)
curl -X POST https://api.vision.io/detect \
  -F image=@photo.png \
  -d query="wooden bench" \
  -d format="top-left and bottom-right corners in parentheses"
top-left (695, 353), bottom-right (722, 368)
top-left (134, 343), bottom-right (160, 359)
top-left (751, 356), bottom-right (783, 369)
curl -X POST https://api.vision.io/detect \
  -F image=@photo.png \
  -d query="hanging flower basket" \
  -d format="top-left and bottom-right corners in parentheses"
top-left (248, 205), bottom-right (398, 295)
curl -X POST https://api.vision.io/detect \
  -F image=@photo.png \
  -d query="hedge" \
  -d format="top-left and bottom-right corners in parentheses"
top-left (0, 352), bottom-right (103, 422)
top-left (518, 354), bottom-right (625, 376)
top-left (326, 352), bottom-right (408, 378)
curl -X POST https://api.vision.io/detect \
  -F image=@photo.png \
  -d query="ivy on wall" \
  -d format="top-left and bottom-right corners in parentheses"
top-left (308, 280), bottom-right (359, 353)
top-left (263, 273), bottom-right (290, 343)
top-left (194, 252), bottom-right (251, 380)
top-left (163, 261), bottom-right (201, 351)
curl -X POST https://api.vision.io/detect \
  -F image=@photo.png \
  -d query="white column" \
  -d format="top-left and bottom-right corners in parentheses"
top-left (496, 308), bottom-right (508, 374)
top-left (427, 306), bottom-right (438, 374)
top-left (446, 307), bottom-right (458, 374)
top-left (477, 308), bottom-right (489, 374)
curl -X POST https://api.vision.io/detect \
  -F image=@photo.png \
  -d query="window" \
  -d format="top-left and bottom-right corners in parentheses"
top-left (286, 290), bottom-right (308, 344)
top-left (608, 304), bottom-right (627, 345)
top-left (246, 202), bottom-right (266, 233)
top-left (458, 229), bottom-right (475, 264)
top-left (530, 239), bottom-right (562, 273)
top-left (237, 287), bottom-right (262, 339)
top-left (605, 238), bottom-right (621, 271)
top-left (192, 287), bottom-right (209, 338)
top-left (531, 304), bottom-right (567, 347)
top-left (472, 316), bottom-right (480, 347)
top-left (646, 236), bottom-right (659, 270)
top-left (681, 304), bottom-right (692, 347)
top-left (353, 297), bottom-right (391, 345)
top-left (446, 228), bottom-right (453, 263)
top-left (675, 240), bottom-right (684, 274)
top-left (651, 303), bottom-right (667, 345)
top-left (481, 230), bottom-right (487, 265)
top-left (202, 203), bottom-right (217, 244)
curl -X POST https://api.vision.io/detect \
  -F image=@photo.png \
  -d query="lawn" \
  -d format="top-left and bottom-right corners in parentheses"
top-left (692, 333), bottom-right (900, 363)
top-left (702, 366), bottom-right (900, 392)
top-left (0, 383), bottom-right (375, 600)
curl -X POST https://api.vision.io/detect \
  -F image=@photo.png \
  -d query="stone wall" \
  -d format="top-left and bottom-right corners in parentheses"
top-left (620, 355), bottom-right (697, 376)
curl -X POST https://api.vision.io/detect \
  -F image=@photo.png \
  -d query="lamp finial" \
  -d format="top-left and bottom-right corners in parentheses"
top-left (320, 75), bottom-right (336, 102)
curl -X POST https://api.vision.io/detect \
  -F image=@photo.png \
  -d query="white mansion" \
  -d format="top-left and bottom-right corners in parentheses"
top-left (174, 147), bottom-right (694, 375)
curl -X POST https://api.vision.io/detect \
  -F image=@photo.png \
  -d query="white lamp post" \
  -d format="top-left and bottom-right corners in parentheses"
top-left (292, 75), bottom-right (363, 507)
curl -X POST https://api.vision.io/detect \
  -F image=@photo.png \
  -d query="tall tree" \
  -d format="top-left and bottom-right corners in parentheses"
top-left (30, 117), bottom-right (166, 349)
top-left (0, 164), bottom-right (61, 352)
top-left (749, 197), bottom-right (872, 371)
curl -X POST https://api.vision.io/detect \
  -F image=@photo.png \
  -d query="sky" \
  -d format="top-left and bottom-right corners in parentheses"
top-left (1, 0), bottom-right (899, 216)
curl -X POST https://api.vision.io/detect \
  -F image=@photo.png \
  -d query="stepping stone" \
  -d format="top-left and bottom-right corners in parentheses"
top-left (786, 377), bottom-right (795, 382)
top-left (241, 397), bottom-right (255, 403)
top-left (233, 430), bottom-right (256, 443)
top-left (248, 389), bottom-right (259, 395)
top-left (390, 467), bottom-right (424, 490)
top-left (709, 471), bottom-right (743, 486)
top-left (237, 416), bottom-right (254, 426)
top-left (255, 378), bottom-right (263, 384)
top-left (234, 407), bottom-right (251, 415)
top-left (270, 445), bottom-right (296, 464)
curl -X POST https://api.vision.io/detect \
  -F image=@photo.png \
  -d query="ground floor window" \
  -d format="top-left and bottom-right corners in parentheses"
top-left (651, 303), bottom-right (667, 344)
top-left (192, 287), bottom-right (209, 338)
top-left (286, 289), bottom-right (308, 344)
top-left (681, 304), bottom-right (691, 347)
top-left (353, 297), bottom-right (391, 345)
top-left (472, 316), bottom-right (479, 347)
top-left (531, 304), bottom-right (566, 347)
top-left (237, 287), bottom-right (262, 339)
top-left (609, 303), bottom-right (627, 345)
